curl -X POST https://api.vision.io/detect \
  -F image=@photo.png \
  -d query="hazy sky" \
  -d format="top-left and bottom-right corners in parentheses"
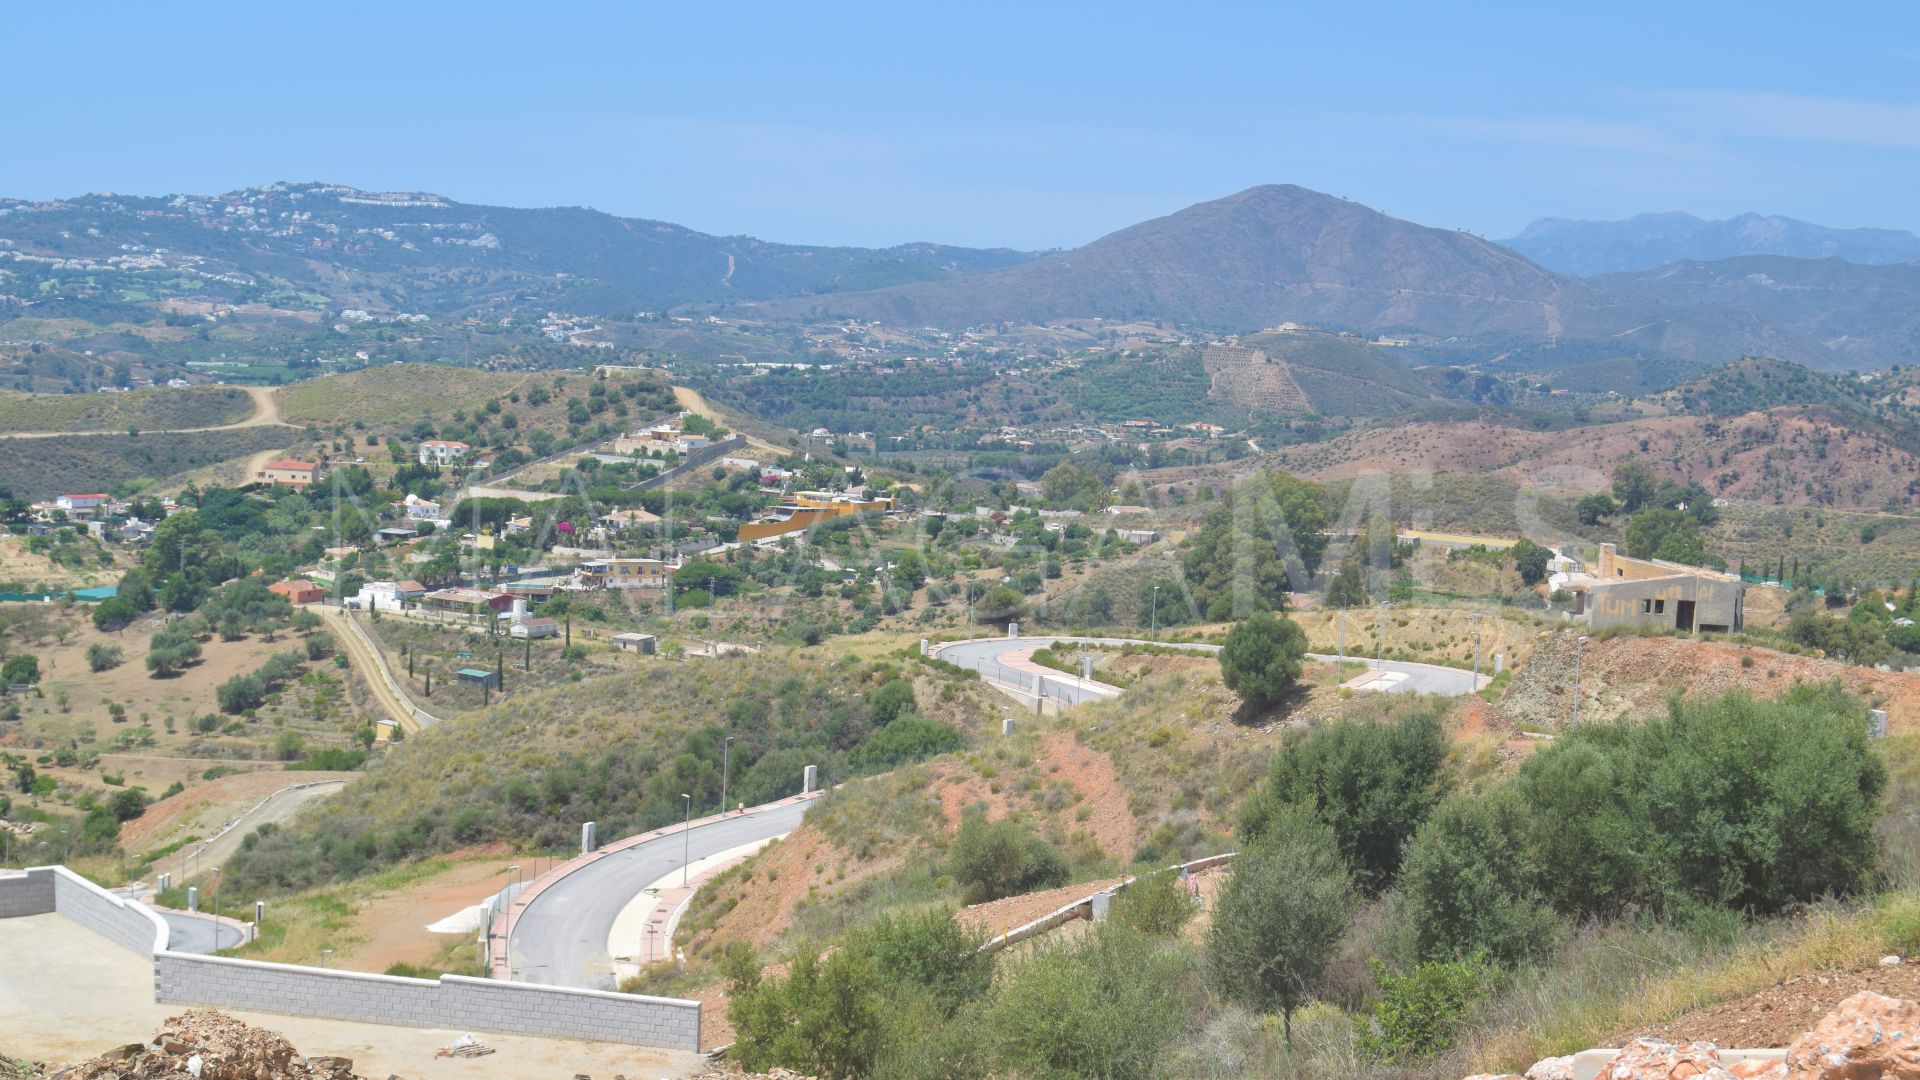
top-left (8, 3), bottom-right (1918, 249)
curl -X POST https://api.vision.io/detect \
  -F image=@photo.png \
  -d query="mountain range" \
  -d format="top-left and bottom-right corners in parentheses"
top-left (736, 185), bottom-right (1911, 370)
top-left (1505, 212), bottom-right (1920, 276)
top-left (4, 182), bottom-right (1919, 371)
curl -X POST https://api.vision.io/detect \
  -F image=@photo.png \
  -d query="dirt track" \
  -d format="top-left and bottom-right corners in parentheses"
top-left (316, 606), bottom-right (428, 733)
top-left (0, 386), bottom-right (295, 440)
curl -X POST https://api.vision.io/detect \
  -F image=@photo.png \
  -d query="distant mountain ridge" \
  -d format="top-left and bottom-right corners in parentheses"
top-left (0, 182), bottom-right (1036, 315)
top-left (1506, 211), bottom-right (1920, 276)
top-left (740, 185), bottom-right (1865, 368)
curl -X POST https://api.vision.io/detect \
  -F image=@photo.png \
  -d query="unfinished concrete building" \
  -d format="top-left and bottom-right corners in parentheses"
top-left (1566, 543), bottom-right (1745, 633)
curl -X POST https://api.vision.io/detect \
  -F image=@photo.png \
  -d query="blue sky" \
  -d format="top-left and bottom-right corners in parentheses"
top-left (7, 3), bottom-right (1918, 249)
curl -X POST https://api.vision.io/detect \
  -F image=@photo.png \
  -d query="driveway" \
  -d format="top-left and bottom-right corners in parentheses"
top-left (507, 800), bottom-right (815, 990)
top-left (158, 910), bottom-right (244, 953)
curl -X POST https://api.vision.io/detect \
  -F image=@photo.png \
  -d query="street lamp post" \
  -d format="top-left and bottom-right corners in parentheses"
top-left (1376, 601), bottom-right (1389, 669)
top-left (680, 793), bottom-right (692, 887)
top-left (1572, 635), bottom-right (1590, 725)
top-left (211, 867), bottom-right (222, 936)
top-left (1150, 585), bottom-right (1160, 640)
top-left (720, 737), bottom-right (734, 816)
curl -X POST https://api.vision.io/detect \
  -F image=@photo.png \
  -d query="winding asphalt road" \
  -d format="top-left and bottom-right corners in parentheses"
top-left (160, 910), bottom-right (244, 953)
top-left (507, 800), bottom-right (814, 990)
top-left (932, 636), bottom-right (1485, 705)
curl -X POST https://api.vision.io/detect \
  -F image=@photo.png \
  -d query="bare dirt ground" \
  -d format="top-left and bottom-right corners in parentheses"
top-left (0, 534), bottom-right (129, 590)
top-left (1501, 631), bottom-right (1920, 733)
top-left (1611, 963), bottom-right (1920, 1048)
top-left (954, 877), bottom-right (1126, 940)
top-left (120, 769), bottom-right (355, 854)
top-left (1259, 408), bottom-right (1920, 510)
top-left (331, 850), bottom-right (514, 973)
top-left (0, 913), bottom-right (700, 1078)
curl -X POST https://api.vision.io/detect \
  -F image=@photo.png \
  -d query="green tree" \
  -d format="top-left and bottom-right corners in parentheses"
top-left (0, 655), bottom-right (39, 686)
top-left (91, 596), bottom-right (140, 633)
top-left (1611, 460), bottom-right (1658, 514)
top-left (1208, 806), bottom-right (1357, 1043)
top-left (1510, 538), bottom-right (1552, 586)
top-left (1218, 611), bottom-right (1309, 714)
top-left (1575, 492), bottom-right (1617, 526)
top-left (862, 907), bottom-right (995, 1016)
top-left (85, 643), bottom-right (123, 672)
top-left (1240, 705), bottom-right (1451, 894)
top-left (1108, 867), bottom-right (1196, 937)
top-left (1324, 555), bottom-right (1370, 608)
top-left (1624, 507), bottom-right (1709, 565)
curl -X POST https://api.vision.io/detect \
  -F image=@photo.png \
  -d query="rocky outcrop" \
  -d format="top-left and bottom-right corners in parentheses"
top-left (45, 1011), bottom-right (364, 1080)
top-left (1472, 992), bottom-right (1920, 1080)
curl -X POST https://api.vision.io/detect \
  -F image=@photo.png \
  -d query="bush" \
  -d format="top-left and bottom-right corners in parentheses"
top-left (1109, 867), bottom-right (1196, 937)
top-left (849, 715), bottom-right (965, 772)
top-left (862, 907), bottom-right (995, 1015)
top-left (85, 643), bottom-right (124, 672)
top-left (1218, 611), bottom-right (1309, 713)
top-left (949, 811), bottom-right (1069, 903)
top-left (984, 924), bottom-right (1198, 1080)
top-left (1360, 958), bottom-right (1499, 1061)
top-left (1513, 682), bottom-right (1885, 917)
top-left (1398, 795), bottom-right (1559, 967)
top-left (724, 943), bottom-right (885, 1080)
top-left (1240, 705), bottom-right (1450, 894)
top-left (868, 679), bottom-right (917, 726)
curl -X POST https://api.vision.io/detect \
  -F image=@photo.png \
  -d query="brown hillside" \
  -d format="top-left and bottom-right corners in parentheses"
top-left (1263, 407), bottom-right (1920, 510)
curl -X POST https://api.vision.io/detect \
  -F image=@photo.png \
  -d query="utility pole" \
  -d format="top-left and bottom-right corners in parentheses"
top-left (1473, 614), bottom-right (1482, 684)
top-left (720, 736), bottom-right (734, 816)
top-left (1572, 635), bottom-right (1589, 725)
top-left (680, 794), bottom-right (692, 887)
top-left (1150, 585), bottom-right (1160, 640)
top-left (1376, 601), bottom-right (1388, 669)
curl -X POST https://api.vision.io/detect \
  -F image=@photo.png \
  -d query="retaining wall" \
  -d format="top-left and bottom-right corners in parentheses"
top-left (0, 868), bottom-right (54, 917)
top-left (2, 864), bottom-right (700, 1052)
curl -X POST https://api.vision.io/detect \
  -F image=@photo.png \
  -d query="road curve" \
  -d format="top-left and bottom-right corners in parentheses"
top-left (931, 636), bottom-right (1486, 704)
top-left (508, 799), bottom-right (815, 990)
top-left (159, 910), bottom-right (244, 953)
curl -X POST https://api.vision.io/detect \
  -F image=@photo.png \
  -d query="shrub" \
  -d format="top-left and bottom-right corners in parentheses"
top-left (85, 643), bottom-right (124, 672)
top-left (868, 679), bottom-right (917, 726)
top-left (1398, 795), bottom-right (1559, 967)
top-left (949, 811), bottom-right (1069, 903)
top-left (1209, 805), bottom-right (1358, 1043)
top-left (724, 943), bottom-right (885, 1079)
top-left (1512, 681), bottom-right (1885, 917)
top-left (861, 907), bottom-right (995, 1015)
top-left (1109, 867), bottom-right (1196, 937)
top-left (1240, 704), bottom-right (1451, 894)
top-left (984, 924), bottom-right (1198, 1080)
top-left (1360, 958), bottom-right (1499, 1061)
top-left (849, 715), bottom-right (964, 772)
top-left (1218, 611), bottom-right (1308, 713)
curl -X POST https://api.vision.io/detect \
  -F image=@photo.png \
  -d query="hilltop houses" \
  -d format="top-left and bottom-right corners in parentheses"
top-left (257, 459), bottom-right (320, 487)
top-left (417, 440), bottom-right (471, 467)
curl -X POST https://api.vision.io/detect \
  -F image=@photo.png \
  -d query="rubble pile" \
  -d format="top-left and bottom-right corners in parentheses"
top-left (48, 1012), bottom-right (364, 1080)
top-left (1467, 991), bottom-right (1920, 1079)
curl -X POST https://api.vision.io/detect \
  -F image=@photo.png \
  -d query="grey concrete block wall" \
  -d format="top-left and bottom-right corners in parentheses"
top-left (0, 869), bottom-right (56, 917)
top-left (7, 866), bottom-right (700, 1052)
top-left (156, 955), bottom-right (701, 1051)
top-left (52, 868), bottom-right (166, 957)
